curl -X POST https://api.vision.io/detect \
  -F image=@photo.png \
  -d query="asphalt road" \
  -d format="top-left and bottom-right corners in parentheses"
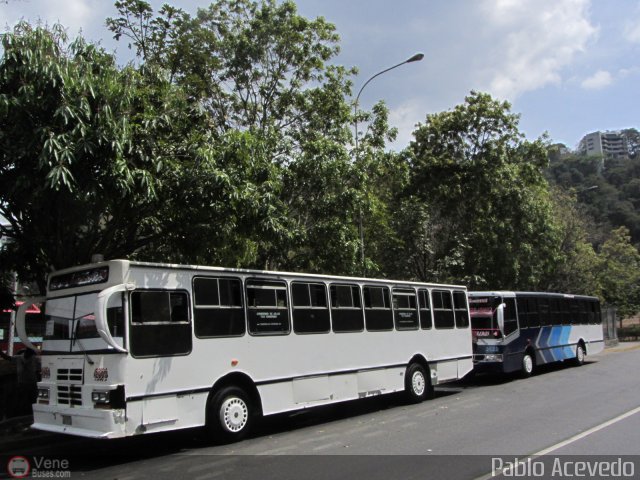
top-left (6, 344), bottom-right (640, 480)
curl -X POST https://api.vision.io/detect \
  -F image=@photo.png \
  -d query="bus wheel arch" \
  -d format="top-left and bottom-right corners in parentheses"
top-left (405, 355), bottom-right (434, 402)
top-left (206, 372), bottom-right (262, 443)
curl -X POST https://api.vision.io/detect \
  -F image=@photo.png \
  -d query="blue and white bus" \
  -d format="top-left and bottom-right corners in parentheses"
top-left (469, 292), bottom-right (604, 377)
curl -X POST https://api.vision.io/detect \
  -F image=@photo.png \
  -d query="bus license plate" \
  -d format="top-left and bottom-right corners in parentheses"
top-left (62, 415), bottom-right (72, 426)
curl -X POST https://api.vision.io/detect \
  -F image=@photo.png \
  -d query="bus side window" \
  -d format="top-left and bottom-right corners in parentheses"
top-left (193, 277), bottom-right (245, 338)
top-left (503, 298), bottom-right (518, 336)
top-left (330, 284), bottom-right (364, 333)
top-left (538, 298), bottom-right (550, 326)
top-left (292, 282), bottom-right (330, 334)
top-left (130, 290), bottom-right (192, 358)
top-left (516, 298), bottom-right (528, 329)
top-left (432, 290), bottom-right (454, 329)
top-left (393, 288), bottom-right (419, 331)
top-left (246, 280), bottom-right (290, 335)
top-left (418, 289), bottom-right (432, 329)
top-left (570, 300), bottom-right (580, 325)
top-left (594, 302), bottom-right (602, 325)
top-left (578, 300), bottom-right (589, 325)
top-left (528, 298), bottom-right (536, 326)
top-left (453, 290), bottom-right (469, 328)
top-left (363, 286), bottom-right (393, 331)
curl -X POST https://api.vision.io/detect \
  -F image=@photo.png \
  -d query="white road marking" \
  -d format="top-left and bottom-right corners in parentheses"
top-left (474, 405), bottom-right (640, 480)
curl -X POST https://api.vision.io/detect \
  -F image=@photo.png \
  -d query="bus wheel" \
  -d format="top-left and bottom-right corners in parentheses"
top-left (520, 352), bottom-right (535, 378)
top-left (405, 363), bottom-right (431, 403)
top-left (207, 386), bottom-right (253, 443)
top-left (573, 344), bottom-right (585, 366)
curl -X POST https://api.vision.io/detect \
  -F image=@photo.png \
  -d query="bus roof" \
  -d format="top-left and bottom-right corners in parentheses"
top-left (469, 291), bottom-right (599, 301)
top-left (47, 259), bottom-right (467, 292)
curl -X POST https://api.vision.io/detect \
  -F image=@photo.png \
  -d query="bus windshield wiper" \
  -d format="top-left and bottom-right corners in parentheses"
top-left (71, 313), bottom-right (95, 365)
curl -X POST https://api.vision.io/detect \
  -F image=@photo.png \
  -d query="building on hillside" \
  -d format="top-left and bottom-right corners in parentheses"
top-left (579, 131), bottom-right (629, 160)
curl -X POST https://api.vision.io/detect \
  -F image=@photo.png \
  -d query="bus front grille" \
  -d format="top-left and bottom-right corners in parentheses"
top-left (58, 385), bottom-right (82, 406)
top-left (57, 368), bottom-right (83, 382)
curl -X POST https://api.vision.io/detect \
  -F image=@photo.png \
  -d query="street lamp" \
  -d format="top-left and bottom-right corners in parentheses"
top-left (353, 53), bottom-right (424, 275)
top-left (354, 53), bottom-right (424, 157)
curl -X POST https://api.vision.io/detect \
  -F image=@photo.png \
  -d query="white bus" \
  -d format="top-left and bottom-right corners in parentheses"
top-left (17, 260), bottom-right (472, 442)
top-left (469, 291), bottom-right (604, 377)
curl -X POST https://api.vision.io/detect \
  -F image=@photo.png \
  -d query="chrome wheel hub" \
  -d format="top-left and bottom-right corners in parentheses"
top-left (220, 397), bottom-right (248, 433)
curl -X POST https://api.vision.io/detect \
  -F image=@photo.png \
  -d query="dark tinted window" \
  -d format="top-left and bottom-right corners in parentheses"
top-left (393, 288), bottom-right (419, 330)
top-left (193, 277), bottom-right (245, 338)
top-left (503, 298), bottom-right (518, 336)
top-left (246, 280), bottom-right (289, 335)
top-left (453, 290), bottom-right (469, 328)
top-left (432, 290), bottom-right (454, 329)
top-left (292, 282), bottom-right (330, 334)
top-left (330, 284), bottom-right (364, 332)
top-left (539, 298), bottom-right (551, 326)
top-left (130, 290), bottom-right (192, 357)
top-left (363, 286), bottom-right (393, 331)
top-left (418, 289), bottom-right (432, 329)
top-left (516, 298), bottom-right (529, 329)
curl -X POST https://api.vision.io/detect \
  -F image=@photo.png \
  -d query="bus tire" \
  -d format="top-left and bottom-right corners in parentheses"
top-left (520, 351), bottom-right (535, 378)
top-left (573, 343), bottom-right (585, 366)
top-left (405, 363), bottom-right (431, 403)
top-left (207, 386), bottom-right (253, 443)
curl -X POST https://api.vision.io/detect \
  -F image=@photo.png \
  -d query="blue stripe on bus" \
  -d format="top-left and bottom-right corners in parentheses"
top-left (536, 325), bottom-right (575, 362)
top-left (560, 326), bottom-right (574, 359)
top-left (549, 326), bottom-right (560, 361)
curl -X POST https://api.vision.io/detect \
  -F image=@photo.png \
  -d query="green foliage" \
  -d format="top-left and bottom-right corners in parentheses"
top-left (105, 0), bottom-right (372, 275)
top-left (597, 227), bottom-right (640, 317)
top-left (407, 92), bottom-right (559, 288)
top-left (544, 188), bottom-right (602, 296)
top-left (547, 152), bottom-right (640, 244)
top-left (0, 23), bottom-right (271, 286)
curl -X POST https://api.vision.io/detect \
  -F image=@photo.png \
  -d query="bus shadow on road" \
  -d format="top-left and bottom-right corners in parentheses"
top-left (14, 391), bottom-right (463, 471)
top-left (253, 390), bottom-right (458, 439)
top-left (455, 359), bottom-right (598, 388)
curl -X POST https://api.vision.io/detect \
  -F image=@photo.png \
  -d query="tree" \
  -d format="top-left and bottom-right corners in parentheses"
top-left (0, 23), bottom-right (269, 288)
top-left (107, 0), bottom-right (397, 275)
top-left (407, 92), bottom-right (559, 288)
top-left (597, 227), bottom-right (640, 318)
top-left (544, 188), bottom-right (602, 296)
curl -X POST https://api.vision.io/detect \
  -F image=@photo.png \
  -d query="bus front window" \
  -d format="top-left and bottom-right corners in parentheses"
top-left (469, 296), bottom-right (502, 339)
top-left (44, 293), bottom-right (124, 352)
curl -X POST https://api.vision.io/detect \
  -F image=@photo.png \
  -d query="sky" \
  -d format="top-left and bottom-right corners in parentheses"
top-left (1, 0), bottom-right (639, 150)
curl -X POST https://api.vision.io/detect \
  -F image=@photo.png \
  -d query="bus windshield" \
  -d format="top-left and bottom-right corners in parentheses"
top-left (44, 292), bottom-right (124, 352)
top-left (469, 295), bottom-right (501, 331)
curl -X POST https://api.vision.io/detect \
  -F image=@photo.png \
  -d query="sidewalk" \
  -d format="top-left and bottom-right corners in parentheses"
top-left (604, 340), bottom-right (640, 353)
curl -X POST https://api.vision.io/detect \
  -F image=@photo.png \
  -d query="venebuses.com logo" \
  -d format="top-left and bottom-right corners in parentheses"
top-left (7, 455), bottom-right (71, 478)
top-left (7, 456), bottom-right (30, 479)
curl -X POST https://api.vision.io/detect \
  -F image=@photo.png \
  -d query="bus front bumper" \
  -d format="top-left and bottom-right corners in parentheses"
top-left (472, 354), bottom-right (505, 373)
top-left (32, 403), bottom-right (128, 439)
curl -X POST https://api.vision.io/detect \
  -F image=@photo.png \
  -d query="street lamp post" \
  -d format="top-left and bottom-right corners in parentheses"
top-left (353, 53), bottom-right (424, 275)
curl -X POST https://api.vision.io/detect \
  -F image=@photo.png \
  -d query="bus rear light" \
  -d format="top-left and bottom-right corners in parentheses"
top-left (41, 367), bottom-right (51, 379)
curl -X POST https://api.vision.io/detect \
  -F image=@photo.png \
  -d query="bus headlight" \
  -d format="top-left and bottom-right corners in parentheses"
top-left (484, 354), bottom-right (503, 362)
top-left (92, 391), bottom-right (110, 404)
top-left (37, 388), bottom-right (49, 400)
